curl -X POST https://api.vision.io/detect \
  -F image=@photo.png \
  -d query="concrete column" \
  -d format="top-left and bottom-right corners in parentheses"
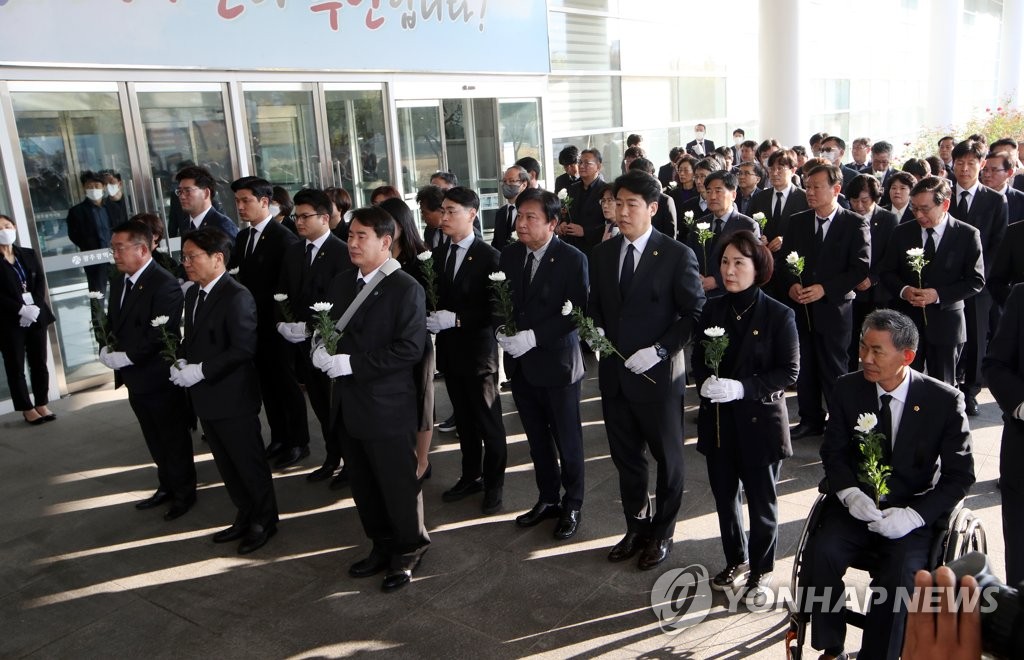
top-left (997, 0), bottom-right (1024, 106)
top-left (927, 0), bottom-right (960, 128)
top-left (758, 0), bottom-right (802, 145)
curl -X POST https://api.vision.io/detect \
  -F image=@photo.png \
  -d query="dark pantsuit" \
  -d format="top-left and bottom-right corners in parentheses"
top-left (201, 415), bottom-right (278, 529)
top-left (958, 289), bottom-right (992, 395)
top-left (796, 315), bottom-right (850, 426)
top-left (128, 387), bottom-right (196, 504)
top-left (802, 500), bottom-right (930, 660)
top-left (913, 319), bottom-right (962, 386)
top-left (0, 322), bottom-right (49, 411)
top-left (255, 335), bottom-right (309, 450)
top-left (707, 454), bottom-right (781, 576)
top-left (340, 425), bottom-right (429, 570)
top-left (511, 378), bottom-right (585, 510)
top-left (446, 369), bottom-right (506, 489)
top-left (602, 392), bottom-right (685, 539)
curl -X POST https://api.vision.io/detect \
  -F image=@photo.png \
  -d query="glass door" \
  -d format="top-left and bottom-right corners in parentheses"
top-left (10, 83), bottom-right (137, 387)
top-left (498, 99), bottom-right (543, 185)
top-left (396, 100), bottom-right (445, 196)
top-left (323, 85), bottom-right (390, 208)
top-left (243, 83), bottom-right (322, 195)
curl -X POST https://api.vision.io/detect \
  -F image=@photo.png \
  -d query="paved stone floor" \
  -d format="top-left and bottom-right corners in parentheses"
top-left (0, 362), bottom-right (1006, 659)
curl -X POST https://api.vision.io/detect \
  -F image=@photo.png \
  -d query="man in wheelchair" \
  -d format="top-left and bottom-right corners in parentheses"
top-left (801, 309), bottom-right (976, 660)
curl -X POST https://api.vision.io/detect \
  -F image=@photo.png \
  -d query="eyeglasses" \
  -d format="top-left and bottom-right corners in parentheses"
top-left (983, 167), bottom-right (1007, 174)
top-left (175, 186), bottom-right (201, 197)
top-left (599, 198), bottom-right (615, 205)
top-left (294, 212), bottom-right (324, 222)
top-left (180, 251), bottom-right (208, 263)
top-left (578, 160), bottom-right (599, 168)
top-left (110, 243), bottom-right (142, 254)
top-left (819, 147), bottom-right (836, 154)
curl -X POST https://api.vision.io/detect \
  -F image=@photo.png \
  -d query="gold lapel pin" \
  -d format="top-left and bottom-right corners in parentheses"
top-left (467, 256), bottom-right (474, 261)
top-left (752, 329), bottom-right (759, 335)
top-left (913, 405), bottom-right (920, 411)
top-left (653, 250), bottom-right (659, 256)
top-left (549, 257), bottom-right (554, 262)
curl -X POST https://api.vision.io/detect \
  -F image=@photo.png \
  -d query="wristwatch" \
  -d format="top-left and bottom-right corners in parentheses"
top-left (654, 342), bottom-right (669, 360)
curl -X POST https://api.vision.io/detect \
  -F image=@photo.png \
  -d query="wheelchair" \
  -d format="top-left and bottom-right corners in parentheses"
top-left (784, 483), bottom-right (987, 660)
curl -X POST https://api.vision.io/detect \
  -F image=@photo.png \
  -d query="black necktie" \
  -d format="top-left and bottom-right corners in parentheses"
top-left (507, 206), bottom-right (516, 234)
top-left (246, 229), bottom-right (257, 258)
top-left (815, 216), bottom-right (827, 245)
top-left (523, 252), bottom-right (535, 290)
top-left (121, 278), bottom-right (133, 309)
top-left (356, 278), bottom-right (366, 294)
top-left (713, 218), bottom-right (723, 235)
top-left (193, 289), bottom-right (207, 322)
top-left (924, 228), bottom-right (936, 262)
top-left (879, 393), bottom-right (894, 464)
top-left (306, 242), bottom-right (315, 265)
top-left (957, 190), bottom-right (969, 219)
top-left (619, 244), bottom-right (636, 298)
top-left (444, 243), bottom-right (458, 283)
top-left (773, 191), bottom-right (783, 221)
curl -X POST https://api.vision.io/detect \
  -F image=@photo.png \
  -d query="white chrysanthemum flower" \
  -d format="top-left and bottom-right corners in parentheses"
top-left (87, 291), bottom-right (104, 300)
top-left (684, 210), bottom-right (695, 220)
top-left (561, 300), bottom-right (573, 316)
top-left (752, 212), bottom-right (766, 221)
top-left (786, 251), bottom-right (801, 265)
top-left (557, 189), bottom-right (568, 200)
top-left (227, 267), bottom-right (240, 276)
top-left (416, 251), bottom-right (432, 262)
top-left (696, 222), bottom-right (711, 231)
top-left (704, 326), bottom-right (726, 338)
top-left (855, 412), bottom-right (878, 434)
top-left (310, 302), bottom-right (333, 313)
top-left (150, 315), bottom-right (170, 327)
top-left (488, 271), bottom-right (507, 282)
top-left (906, 247), bottom-right (925, 258)
top-left (273, 293), bottom-right (288, 302)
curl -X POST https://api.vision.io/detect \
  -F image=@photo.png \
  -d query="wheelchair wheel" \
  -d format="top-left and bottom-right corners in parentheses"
top-left (942, 507), bottom-right (988, 565)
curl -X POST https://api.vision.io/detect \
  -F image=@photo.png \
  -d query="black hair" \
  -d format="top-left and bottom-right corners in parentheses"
top-left (516, 187), bottom-right (560, 222)
top-left (612, 170), bottom-right (662, 205)
top-left (558, 145), bottom-right (579, 166)
top-left (443, 186), bottom-right (480, 211)
top-left (846, 174), bottom-right (882, 202)
top-left (379, 197), bottom-right (425, 256)
top-left (415, 185), bottom-right (445, 212)
top-left (230, 176), bottom-right (273, 202)
top-left (293, 188), bottom-right (333, 217)
top-left (704, 169), bottom-right (738, 192)
top-left (175, 165), bottom-right (217, 192)
top-left (350, 205), bottom-right (396, 239)
top-left (514, 156), bottom-right (542, 179)
top-left (182, 226), bottom-right (233, 262)
top-left (111, 218), bottom-right (154, 247)
top-left (430, 171), bottom-right (458, 186)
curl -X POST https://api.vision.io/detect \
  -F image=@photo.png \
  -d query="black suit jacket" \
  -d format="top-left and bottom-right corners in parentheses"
top-left (885, 203), bottom-right (916, 225)
top-left (858, 206), bottom-right (900, 306)
top-left (324, 267), bottom-right (425, 439)
top-left (107, 261), bottom-right (184, 394)
top-left (691, 290), bottom-right (798, 464)
top-left (987, 220), bottom-right (1024, 306)
top-left (565, 178), bottom-right (608, 257)
top-left (687, 209), bottom-right (759, 297)
top-left (1005, 186), bottom-right (1024, 224)
top-left (652, 192), bottom-right (677, 239)
top-left (422, 226), bottom-right (446, 251)
top-left (66, 199), bottom-right (126, 251)
top-left (685, 139), bottom-right (715, 157)
top-left (748, 186), bottom-right (809, 241)
top-left (878, 216), bottom-right (985, 344)
top-left (497, 237), bottom-right (588, 388)
top-left (983, 284), bottom-right (1024, 472)
top-left (840, 165), bottom-right (860, 193)
top-left (948, 184), bottom-right (1008, 277)
top-left (589, 229), bottom-right (705, 402)
top-left (276, 233), bottom-right (352, 324)
top-left (657, 162), bottom-right (675, 187)
top-left (0, 246), bottom-right (54, 328)
top-left (780, 208), bottom-right (870, 332)
top-left (821, 369), bottom-right (975, 526)
top-left (491, 204), bottom-right (518, 251)
top-left (179, 206), bottom-right (239, 240)
top-left (181, 274), bottom-right (260, 420)
top-left (230, 220), bottom-right (300, 338)
top-left (554, 172), bottom-right (579, 194)
top-left (433, 237), bottom-right (501, 376)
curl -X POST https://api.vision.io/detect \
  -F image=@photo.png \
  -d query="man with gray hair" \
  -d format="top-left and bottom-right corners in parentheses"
top-left (802, 308), bottom-right (975, 660)
top-left (492, 165), bottom-right (529, 250)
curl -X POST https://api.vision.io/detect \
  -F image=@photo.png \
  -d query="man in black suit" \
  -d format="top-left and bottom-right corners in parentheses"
top-left (685, 123), bottom-right (715, 157)
top-left (819, 136), bottom-right (860, 194)
top-left (310, 206), bottom-right (430, 592)
top-left (989, 218), bottom-right (1024, 306)
top-left (729, 128), bottom-right (745, 165)
top-left (735, 161), bottom-right (763, 216)
top-left (983, 284), bottom-right (1024, 585)
top-left (173, 227), bottom-right (278, 555)
top-left (947, 140), bottom-right (1009, 415)
top-left (675, 157), bottom-right (717, 236)
top-left (227, 177), bottom-right (307, 469)
top-left (937, 136), bottom-right (956, 178)
top-left (748, 150), bottom-right (809, 256)
top-left (175, 165), bottom-right (238, 240)
top-left (863, 141), bottom-right (897, 192)
top-left (276, 188), bottom-right (353, 487)
top-left (629, 158), bottom-right (677, 239)
top-left (590, 170), bottom-right (705, 570)
top-left (849, 137), bottom-right (871, 171)
top-left (879, 176), bottom-right (985, 386)
top-left (847, 175), bottom-right (899, 371)
top-left (558, 148), bottom-right (607, 259)
top-left (416, 185), bottom-right (447, 251)
top-left (496, 189), bottom-right (589, 540)
top-left (515, 156), bottom-right (543, 190)
top-left (428, 187), bottom-right (508, 513)
top-left (802, 309), bottom-right (975, 660)
top-left (687, 170), bottom-right (759, 301)
top-left (99, 219), bottom-right (196, 521)
top-left (781, 163), bottom-right (870, 438)
top-left (554, 145), bottom-right (580, 194)
top-left (884, 171), bottom-right (918, 225)
top-left (982, 150), bottom-right (1024, 223)
top-left (657, 146), bottom-right (684, 187)
top-left (492, 165), bottom-right (529, 251)
top-left (66, 170), bottom-right (126, 297)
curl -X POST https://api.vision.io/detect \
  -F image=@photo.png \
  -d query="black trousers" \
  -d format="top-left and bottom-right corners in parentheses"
top-left (201, 414), bottom-right (278, 530)
top-left (255, 331), bottom-right (309, 450)
top-left (801, 499), bottom-right (930, 660)
top-left (957, 289), bottom-right (992, 395)
top-left (339, 424), bottom-right (429, 570)
top-left (602, 391), bottom-right (685, 540)
top-left (0, 321), bottom-right (49, 411)
top-left (796, 311), bottom-right (851, 427)
top-left (445, 365), bottom-right (507, 489)
top-left (295, 340), bottom-right (336, 463)
top-left (511, 377), bottom-right (585, 510)
top-left (706, 451), bottom-right (781, 576)
top-left (128, 385), bottom-right (196, 504)
top-left (911, 315), bottom-right (961, 386)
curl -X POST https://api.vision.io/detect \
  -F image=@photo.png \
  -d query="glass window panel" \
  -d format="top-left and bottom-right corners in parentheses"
top-left (243, 88), bottom-right (321, 194)
top-left (552, 131), bottom-right (623, 182)
top-left (621, 78), bottom-right (673, 129)
top-left (396, 104), bottom-right (443, 193)
top-left (499, 100), bottom-right (543, 174)
top-left (547, 0), bottom-right (616, 10)
top-left (675, 77), bottom-right (726, 122)
top-left (324, 88), bottom-right (388, 207)
top-left (443, 99), bottom-right (470, 187)
top-left (137, 89), bottom-right (236, 239)
top-left (549, 12), bottom-right (619, 71)
top-left (548, 76), bottom-right (622, 134)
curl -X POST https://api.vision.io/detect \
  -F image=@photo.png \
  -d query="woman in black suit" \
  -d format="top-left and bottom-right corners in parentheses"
top-left (0, 214), bottom-right (56, 424)
top-left (691, 230), bottom-right (799, 604)
top-left (380, 197), bottom-right (435, 483)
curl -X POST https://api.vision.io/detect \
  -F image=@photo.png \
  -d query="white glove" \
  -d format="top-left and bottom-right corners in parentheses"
top-left (1014, 401), bottom-right (1024, 421)
top-left (18, 316), bottom-right (31, 327)
top-left (706, 377), bottom-right (744, 403)
top-left (498, 329), bottom-right (536, 358)
top-left (19, 304), bottom-right (40, 326)
top-left (312, 345), bottom-right (351, 377)
top-left (426, 310), bottom-right (457, 333)
top-left (699, 375), bottom-right (719, 399)
top-left (840, 488), bottom-right (884, 523)
top-left (586, 326), bottom-right (606, 351)
top-left (867, 506), bottom-right (925, 539)
top-left (99, 347), bottom-right (133, 370)
top-left (276, 321), bottom-right (308, 344)
top-left (624, 345), bottom-right (661, 375)
top-left (169, 362), bottom-right (205, 387)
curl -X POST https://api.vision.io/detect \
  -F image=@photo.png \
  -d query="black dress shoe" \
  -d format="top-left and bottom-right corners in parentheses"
top-left (790, 422), bottom-right (825, 439)
top-left (381, 552), bottom-right (424, 592)
top-left (441, 477), bottom-right (483, 502)
top-left (515, 502), bottom-right (561, 527)
top-left (438, 415), bottom-right (457, 433)
top-left (43, 413), bottom-right (57, 422)
top-left (553, 509), bottom-right (581, 540)
top-left (212, 524), bottom-right (247, 543)
top-left (163, 496), bottom-right (196, 521)
top-left (349, 552), bottom-right (389, 578)
top-left (274, 446), bottom-right (309, 469)
top-left (24, 415), bottom-right (47, 426)
top-left (638, 538), bottom-right (673, 571)
top-left (417, 463), bottom-right (432, 485)
top-left (135, 490), bottom-right (171, 510)
top-left (965, 395), bottom-right (980, 416)
top-left (238, 524), bottom-right (277, 555)
top-left (481, 488), bottom-right (503, 514)
top-left (329, 466), bottom-right (350, 490)
top-left (608, 532), bottom-right (647, 563)
top-left (307, 462), bottom-right (339, 483)
top-left (265, 441), bottom-right (286, 459)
